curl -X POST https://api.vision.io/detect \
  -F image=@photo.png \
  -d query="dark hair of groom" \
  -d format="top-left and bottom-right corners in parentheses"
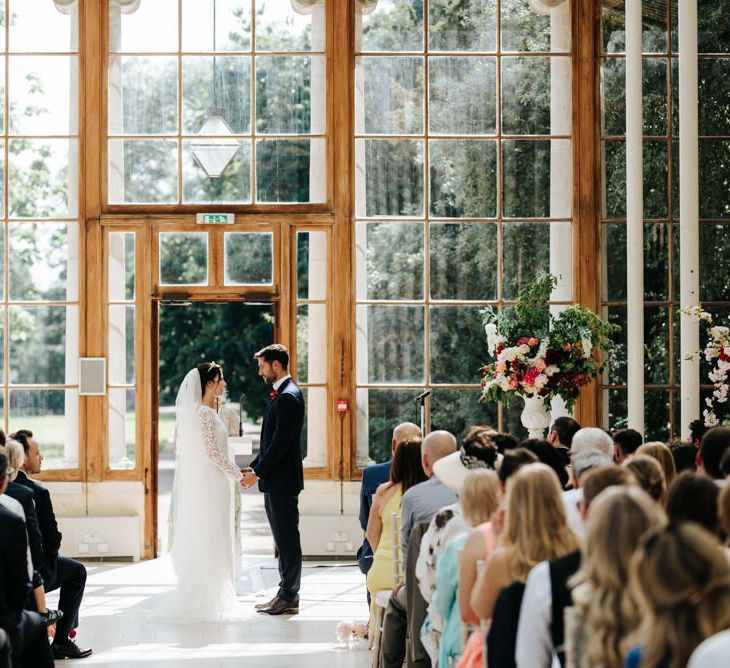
top-left (254, 344), bottom-right (289, 370)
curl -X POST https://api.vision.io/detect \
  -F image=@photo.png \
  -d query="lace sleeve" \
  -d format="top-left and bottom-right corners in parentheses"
top-left (198, 407), bottom-right (243, 481)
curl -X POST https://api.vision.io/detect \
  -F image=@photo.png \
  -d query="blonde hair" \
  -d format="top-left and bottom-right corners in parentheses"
top-left (637, 441), bottom-right (677, 487)
top-left (569, 486), bottom-right (666, 668)
top-left (623, 454), bottom-right (667, 504)
top-left (460, 470), bottom-right (499, 527)
top-left (501, 463), bottom-right (578, 581)
top-left (4, 439), bottom-right (24, 481)
top-left (630, 523), bottom-right (730, 668)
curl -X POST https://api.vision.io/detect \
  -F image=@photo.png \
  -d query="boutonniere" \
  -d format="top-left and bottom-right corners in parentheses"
top-left (270, 389), bottom-right (278, 400)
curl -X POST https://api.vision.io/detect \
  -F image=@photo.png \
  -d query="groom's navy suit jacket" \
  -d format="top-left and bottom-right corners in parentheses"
top-left (251, 377), bottom-right (305, 495)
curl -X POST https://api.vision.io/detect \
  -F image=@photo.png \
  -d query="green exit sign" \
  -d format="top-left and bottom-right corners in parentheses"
top-left (196, 213), bottom-right (234, 225)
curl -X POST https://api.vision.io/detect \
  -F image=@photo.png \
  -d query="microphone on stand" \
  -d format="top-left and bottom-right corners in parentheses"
top-left (415, 390), bottom-right (431, 436)
top-left (238, 393), bottom-right (245, 437)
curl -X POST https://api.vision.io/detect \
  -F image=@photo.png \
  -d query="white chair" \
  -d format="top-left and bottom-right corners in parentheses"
top-left (370, 512), bottom-right (402, 668)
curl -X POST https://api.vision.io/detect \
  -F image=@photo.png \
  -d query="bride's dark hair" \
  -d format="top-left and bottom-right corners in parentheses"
top-left (197, 362), bottom-right (222, 396)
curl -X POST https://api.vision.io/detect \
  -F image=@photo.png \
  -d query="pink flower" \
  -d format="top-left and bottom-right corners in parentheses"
top-left (496, 362), bottom-right (507, 373)
top-left (508, 378), bottom-right (520, 390)
top-left (534, 359), bottom-right (546, 372)
top-left (523, 367), bottom-right (541, 386)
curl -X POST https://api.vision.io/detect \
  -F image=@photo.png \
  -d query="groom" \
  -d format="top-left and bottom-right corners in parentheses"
top-left (242, 344), bottom-right (305, 615)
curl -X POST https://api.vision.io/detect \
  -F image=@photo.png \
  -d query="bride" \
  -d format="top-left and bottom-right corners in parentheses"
top-left (165, 361), bottom-right (244, 622)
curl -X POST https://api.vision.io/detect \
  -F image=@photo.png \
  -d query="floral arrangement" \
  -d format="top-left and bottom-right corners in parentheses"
top-left (480, 274), bottom-right (617, 410)
top-left (335, 620), bottom-right (368, 649)
top-left (683, 306), bottom-right (730, 427)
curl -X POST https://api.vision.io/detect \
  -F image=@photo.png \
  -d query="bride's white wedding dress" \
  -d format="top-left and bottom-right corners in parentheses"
top-left (159, 368), bottom-right (244, 623)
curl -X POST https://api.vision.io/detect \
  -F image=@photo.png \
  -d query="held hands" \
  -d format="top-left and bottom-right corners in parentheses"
top-left (240, 467), bottom-right (259, 489)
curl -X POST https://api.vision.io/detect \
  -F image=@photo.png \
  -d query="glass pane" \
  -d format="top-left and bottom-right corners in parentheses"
top-left (9, 390), bottom-right (78, 469)
top-left (428, 0), bottom-right (496, 52)
top-left (0, 309), bottom-right (4, 383)
top-left (502, 57), bottom-right (570, 135)
top-left (182, 139), bottom-right (251, 204)
top-left (699, 60), bottom-right (730, 136)
top-left (698, 0), bottom-right (730, 53)
top-left (0, 57), bottom-right (4, 134)
top-left (108, 232), bottom-right (136, 302)
top-left (256, 56), bottom-right (325, 134)
top-left (430, 306), bottom-right (485, 384)
top-left (356, 56), bottom-right (423, 135)
top-left (646, 390), bottom-right (670, 442)
top-left (107, 139), bottom-right (178, 204)
top-left (255, 0), bottom-right (325, 52)
top-left (502, 140), bottom-right (571, 218)
top-left (360, 0), bottom-right (424, 53)
top-left (601, 57), bottom-right (669, 136)
top-left (108, 305), bottom-right (135, 386)
top-left (356, 139), bottom-right (424, 217)
top-left (603, 223), bottom-right (669, 302)
top-left (606, 305), bottom-right (626, 385)
top-left (700, 224), bottom-right (730, 300)
top-left (10, 0), bottom-right (78, 52)
top-left (182, 0), bottom-right (251, 52)
top-left (606, 388), bottom-right (628, 433)
top-left (645, 307), bottom-right (669, 384)
top-left (224, 232), bottom-right (273, 285)
top-left (302, 386), bottom-right (327, 463)
top-left (356, 305), bottom-right (425, 384)
top-left (355, 221), bottom-right (424, 300)
top-left (430, 388), bottom-right (498, 438)
top-left (108, 56), bottom-right (177, 136)
top-left (9, 139), bottom-right (78, 218)
top-left (430, 222), bottom-right (497, 301)
top-left (700, 141), bottom-right (730, 219)
top-left (9, 222), bottom-right (78, 301)
top-left (159, 232), bottom-right (208, 286)
top-left (111, 0), bottom-right (178, 53)
top-left (428, 56), bottom-right (496, 135)
top-left (357, 388), bottom-right (421, 464)
top-left (297, 304), bottom-right (326, 384)
top-left (502, 222), bottom-right (551, 300)
top-left (256, 138), bottom-right (326, 203)
top-left (9, 305), bottom-right (78, 385)
top-left (297, 231), bottom-right (327, 300)
top-left (501, 0), bottom-right (552, 52)
top-left (429, 140), bottom-right (497, 218)
top-left (108, 388), bottom-right (136, 471)
top-left (182, 56), bottom-right (251, 135)
top-left (601, 1), bottom-right (668, 54)
top-left (0, 141), bottom-right (4, 218)
top-left (602, 140), bottom-right (668, 219)
top-left (9, 56), bottom-right (78, 135)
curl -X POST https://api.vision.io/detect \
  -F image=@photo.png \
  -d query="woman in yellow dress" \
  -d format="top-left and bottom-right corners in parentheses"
top-left (366, 439), bottom-right (428, 633)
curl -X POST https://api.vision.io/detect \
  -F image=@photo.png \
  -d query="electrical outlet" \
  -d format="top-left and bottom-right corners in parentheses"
top-left (78, 543), bottom-right (90, 554)
top-left (345, 542), bottom-right (354, 552)
top-left (326, 541), bottom-right (335, 552)
top-left (97, 543), bottom-right (108, 554)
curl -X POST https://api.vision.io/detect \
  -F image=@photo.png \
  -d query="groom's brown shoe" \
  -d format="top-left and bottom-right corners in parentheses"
top-left (257, 597), bottom-right (299, 615)
top-left (255, 596), bottom-right (278, 610)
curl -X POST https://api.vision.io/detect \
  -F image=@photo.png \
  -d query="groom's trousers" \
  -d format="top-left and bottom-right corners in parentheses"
top-left (264, 493), bottom-right (302, 604)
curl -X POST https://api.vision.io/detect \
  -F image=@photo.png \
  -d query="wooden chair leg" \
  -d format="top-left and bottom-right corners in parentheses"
top-left (371, 606), bottom-right (384, 668)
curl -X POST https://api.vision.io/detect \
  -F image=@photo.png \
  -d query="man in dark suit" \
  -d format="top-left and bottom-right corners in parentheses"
top-left (357, 422), bottom-right (422, 579)
top-left (12, 429), bottom-right (92, 660)
top-left (0, 452), bottom-right (53, 668)
top-left (243, 344), bottom-right (305, 616)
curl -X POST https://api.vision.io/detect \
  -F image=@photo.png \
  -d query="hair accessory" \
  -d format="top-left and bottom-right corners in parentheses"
top-left (459, 447), bottom-right (491, 470)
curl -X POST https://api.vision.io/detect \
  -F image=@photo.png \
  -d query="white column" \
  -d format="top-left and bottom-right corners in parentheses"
top-left (626, 0), bottom-right (644, 434)
top-left (679, 0), bottom-right (700, 438)
top-left (355, 224), bottom-right (373, 467)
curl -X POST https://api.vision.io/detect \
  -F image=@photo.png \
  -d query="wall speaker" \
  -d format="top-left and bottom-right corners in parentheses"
top-left (79, 358), bottom-right (106, 395)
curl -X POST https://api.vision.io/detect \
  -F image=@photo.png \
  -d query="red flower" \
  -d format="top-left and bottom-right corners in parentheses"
top-left (517, 336), bottom-right (529, 346)
top-left (270, 390), bottom-right (278, 400)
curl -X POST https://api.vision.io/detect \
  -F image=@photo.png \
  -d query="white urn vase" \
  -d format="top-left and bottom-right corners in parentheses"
top-left (520, 394), bottom-right (551, 439)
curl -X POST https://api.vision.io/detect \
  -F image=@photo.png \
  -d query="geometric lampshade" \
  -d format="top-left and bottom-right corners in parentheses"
top-left (191, 115), bottom-right (240, 178)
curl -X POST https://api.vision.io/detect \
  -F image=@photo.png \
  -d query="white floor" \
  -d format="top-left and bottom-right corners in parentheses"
top-left (46, 556), bottom-right (372, 667)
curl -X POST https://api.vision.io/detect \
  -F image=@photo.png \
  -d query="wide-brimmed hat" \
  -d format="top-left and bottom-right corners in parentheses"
top-left (433, 448), bottom-right (494, 493)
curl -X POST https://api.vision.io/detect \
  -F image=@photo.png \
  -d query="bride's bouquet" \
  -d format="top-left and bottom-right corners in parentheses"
top-left (480, 274), bottom-right (617, 410)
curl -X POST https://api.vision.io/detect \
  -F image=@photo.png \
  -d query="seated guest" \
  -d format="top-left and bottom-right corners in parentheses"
top-left (623, 454), bottom-right (667, 504)
top-left (721, 447), bottom-right (730, 478)
top-left (0, 452), bottom-right (54, 668)
top-left (561, 450), bottom-right (613, 537)
top-left (547, 417), bottom-right (581, 466)
top-left (570, 427), bottom-right (614, 459)
top-left (612, 428), bottom-right (643, 463)
top-left (564, 486), bottom-right (665, 668)
top-left (698, 426), bottom-right (730, 484)
top-left (519, 439), bottom-right (570, 489)
top-left (471, 464), bottom-right (579, 668)
top-left (638, 441), bottom-right (677, 488)
top-left (490, 432), bottom-right (518, 455)
top-left (358, 422), bottom-right (422, 581)
top-left (12, 429), bottom-right (92, 659)
top-left (515, 466), bottom-right (634, 668)
top-left (380, 431), bottom-right (457, 668)
top-left (718, 484), bottom-right (730, 554)
top-left (432, 471), bottom-right (499, 667)
top-left (689, 419), bottom-right (709, 449)
top-left (366, 439), bottom-right (426, 637)
top-left (626, 523), bottom-right (730, 668)
top-left (665, 471), bottom-right (721, 537)
top-left (669, 440), bottom-right (698, 473)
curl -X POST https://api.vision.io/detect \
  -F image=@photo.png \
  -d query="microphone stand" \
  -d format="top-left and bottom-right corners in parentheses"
top-left (238, 393), bottom-right (245, 437)
top-left (416, 390), bottom-right (431, 436)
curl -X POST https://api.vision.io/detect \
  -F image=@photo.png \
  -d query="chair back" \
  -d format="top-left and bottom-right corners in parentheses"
top-left (390, 511), bottom-right (402, 587)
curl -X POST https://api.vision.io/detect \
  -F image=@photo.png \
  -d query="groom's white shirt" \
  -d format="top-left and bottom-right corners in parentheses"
top-left (273, 374), bottom-right (291, 391)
